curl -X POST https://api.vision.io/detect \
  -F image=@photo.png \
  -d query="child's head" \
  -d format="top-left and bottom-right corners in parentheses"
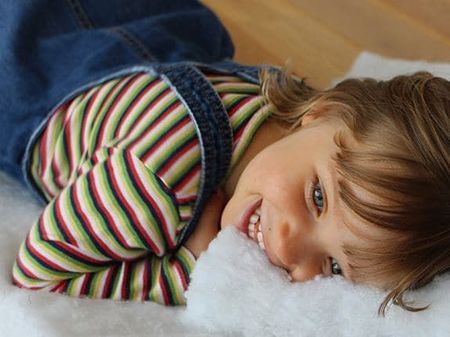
top-left (266, 69), bottom-right (450, 314)
top-left (222, 69), bottom-right (450, 315)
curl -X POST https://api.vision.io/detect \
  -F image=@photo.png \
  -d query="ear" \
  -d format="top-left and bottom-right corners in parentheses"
top-left (301, 110), bottom-right (321, 126)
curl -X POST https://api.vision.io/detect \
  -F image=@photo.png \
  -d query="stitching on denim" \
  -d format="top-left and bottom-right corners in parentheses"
top-left (64, 0), bottom-right (94, 29)
top-left (108, 27), bottom-right (158, 62)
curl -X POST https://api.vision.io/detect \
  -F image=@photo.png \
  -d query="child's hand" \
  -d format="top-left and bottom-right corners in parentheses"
top-left (185, 189), bottom-right (227, 258)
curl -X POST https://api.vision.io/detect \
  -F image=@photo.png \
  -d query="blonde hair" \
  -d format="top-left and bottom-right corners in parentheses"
top-left (260, 67), bottom-right (450, 315)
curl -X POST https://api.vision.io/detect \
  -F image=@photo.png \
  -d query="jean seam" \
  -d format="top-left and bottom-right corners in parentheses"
top-left (106, 27), bottom-right (158, 62)
top-left (64, 0), bottom-right (94, 29)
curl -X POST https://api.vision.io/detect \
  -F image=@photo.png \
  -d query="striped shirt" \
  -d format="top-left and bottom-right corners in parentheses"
top-left (12, 70), bottom-right (272, 305)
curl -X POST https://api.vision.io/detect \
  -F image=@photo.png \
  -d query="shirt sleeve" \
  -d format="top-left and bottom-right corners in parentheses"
top-left (12, 148), bottom-right (196, 305)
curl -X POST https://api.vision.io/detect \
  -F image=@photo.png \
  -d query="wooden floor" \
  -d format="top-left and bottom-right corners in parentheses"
top-left (202, 0), bottom-right (450, 88)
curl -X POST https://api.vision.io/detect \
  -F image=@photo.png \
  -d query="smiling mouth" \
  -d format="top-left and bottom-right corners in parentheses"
top-left (247, 207), bottom-right (265, 250)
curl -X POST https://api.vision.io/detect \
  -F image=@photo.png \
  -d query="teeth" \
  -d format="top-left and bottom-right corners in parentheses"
top-left (249, 214), bottom-right (259, 224)
top-left (257, 231), bottom-right (265, 250)
top-left (247, 207), bottom-right (265, 251)
top-left (248, 223), bottom-right (255, 239)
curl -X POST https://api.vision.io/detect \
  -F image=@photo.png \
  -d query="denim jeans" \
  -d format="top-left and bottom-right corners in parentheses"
top-left (0, 0), bottom-right (261, 246)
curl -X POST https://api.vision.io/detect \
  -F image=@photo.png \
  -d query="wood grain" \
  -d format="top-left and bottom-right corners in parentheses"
top-left (202, 0), bottom-right (450, 88)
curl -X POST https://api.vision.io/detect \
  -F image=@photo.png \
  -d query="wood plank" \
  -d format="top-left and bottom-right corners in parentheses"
top-left (289, 0), bottom-right (450, 61)
top-left (203, 0), bottom-right (359, 88)
top-left (381, 0), bottom-right (450, 37)
top-left (202, 0), bottom-right (450, 87)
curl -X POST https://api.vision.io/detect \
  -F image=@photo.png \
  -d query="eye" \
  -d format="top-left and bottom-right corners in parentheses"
top-left (310, 179), bottom-right (325, 214)
top-left (330, 257), bottom-right (342, 275)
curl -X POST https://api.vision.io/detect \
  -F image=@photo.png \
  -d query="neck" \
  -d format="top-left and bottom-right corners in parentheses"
top-left (223, 118), bottom-right (288, 198)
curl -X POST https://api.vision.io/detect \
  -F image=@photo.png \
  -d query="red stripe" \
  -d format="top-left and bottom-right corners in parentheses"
top-left (79, 273), bottom-right (91, 296)
top-left (159, 274), bottom-right (170, 305)
top-left (50, 280), bottom-right (67, 293)
top-left (142, 258), bottom-right (150, 301)
top-left (121, 262), bottom-right (130, 299)
top-left (176, 195), bottom-right (197, 204)
top-left (101, 267), bottom-right (115, 298)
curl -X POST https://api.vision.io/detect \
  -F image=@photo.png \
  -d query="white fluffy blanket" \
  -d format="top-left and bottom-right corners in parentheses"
top-left (1, 52), bottom-right (450, 337)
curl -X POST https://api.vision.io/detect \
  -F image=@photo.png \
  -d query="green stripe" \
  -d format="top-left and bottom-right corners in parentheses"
top-left (148, 258), bottom-right (161, 303)
top-left (214, 82), bottom-right (260, 95)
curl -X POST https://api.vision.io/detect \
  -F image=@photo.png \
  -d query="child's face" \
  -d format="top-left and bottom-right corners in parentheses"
top-left (221, 115), bottom-right (371, 282)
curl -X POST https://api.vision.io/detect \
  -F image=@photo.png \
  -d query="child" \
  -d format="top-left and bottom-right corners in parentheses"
top-left (3, 0), bottom-right (449, 315)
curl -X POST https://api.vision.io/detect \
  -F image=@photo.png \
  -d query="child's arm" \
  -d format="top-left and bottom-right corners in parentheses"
top-left (12, 150), bottom-right (195, 304)
top-left (185, 190), bottom-right (226, 258)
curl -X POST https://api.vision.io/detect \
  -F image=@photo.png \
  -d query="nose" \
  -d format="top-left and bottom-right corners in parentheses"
top-left (288, 260), bottom-right (323, 282)
top-left (272, 217), bottom-right (323, 282)
top-left (274, 220), bottom-right (323, 282)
